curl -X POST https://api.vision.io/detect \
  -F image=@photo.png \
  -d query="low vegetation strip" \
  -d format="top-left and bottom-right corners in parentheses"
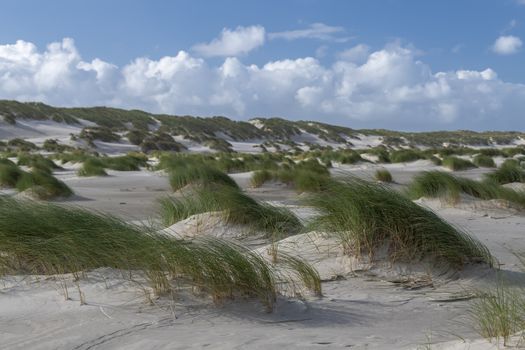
top-left (306, 177), bottom-right (494, 267)
top-left (0, 197), bottom-right (318, 309)
top-left (408, 171), bottom-right (525, 208)
top-left (159, 184), bottom-right (303, 237)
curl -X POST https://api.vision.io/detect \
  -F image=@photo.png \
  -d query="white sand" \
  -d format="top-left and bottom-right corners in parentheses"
top-left (1, 158), bottom-right (525, 349)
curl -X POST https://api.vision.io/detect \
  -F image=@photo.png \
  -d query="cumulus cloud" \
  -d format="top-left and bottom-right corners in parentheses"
top-left (492, 35), bottom-right (523, 55)
top-left (268, 23), bottom-right (351, 42)
top-left (337, 44), bottom-right (370, 63)
top-left (192, 25), bottom-right (265, 57)
top-left (1, 37), bottom-right (525, 130)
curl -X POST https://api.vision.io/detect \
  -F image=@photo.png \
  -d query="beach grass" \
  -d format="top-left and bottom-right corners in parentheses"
top-left (442, 156), bottom-right (477, 171)
top-left (159, 184), bottom-right (303, 237)
top-left (473, 154), bottom-right (496, 168)
top-left (0, 196), bottom-right (319, 309)
top-left (374, 168), bottom-right (393, 182)
top-left (485, 161), bottom-right (525, 184)
top-left (168, 164), bottom-right (240, 191)
top-left (306, 177), bottom-right (494, 267)
top-left (408, 171), bottom-right (525, 208)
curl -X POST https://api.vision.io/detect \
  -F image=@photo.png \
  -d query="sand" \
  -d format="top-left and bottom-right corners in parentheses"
top-left (1, 160), bottom-right (525, 349)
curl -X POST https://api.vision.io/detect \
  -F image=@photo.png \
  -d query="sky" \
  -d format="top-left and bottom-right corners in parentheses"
top-left (0, 0), bottom-right (525, 131)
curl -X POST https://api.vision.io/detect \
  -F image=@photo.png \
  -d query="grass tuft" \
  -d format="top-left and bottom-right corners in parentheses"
top-left (374, 168), bottom-right (393, 183)
top-left (306, 177), bottom-right (494, 267)
top-left (442, 156), bottom-right (477, 171)
top-left (473, 154), bottom-right (496, 168)
top-left (0, 197), bottom-right (315, 309)
top-left (485, 161), bottom-right (525, 184)
top-left (159, 185), bottom-right (303, 237)
top-left (407, 171), bottom-right (525, 208)
top-left (169, 164), bottom-right (239, 191)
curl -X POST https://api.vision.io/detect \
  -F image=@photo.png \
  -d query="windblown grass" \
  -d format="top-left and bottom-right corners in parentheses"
top-left (473, 154), bottom-right (496, 168)
top-left (78, 158), bottom-right (108, 177)
top-left (251, 170), bottom-right (274, 188)
top-left (374, 168), bottom-right (393, 183)
top-left (306, 178), bottom-right (494, 267)
top-left (159, 185), bottom-right (302, 237)
top-left (442, 156), bottom-right (477, 171)
top-left (17, 154), bottom-right (62, 174)
top-left (407, 171), bottom-right (525, 208)
top-left (169, 164), bottom-right (239, 191)
top-left (16, 170), bottom-right (73, 199)
top-left (485, 161), bottom-right (525, 184)
top-left (389, 149), bottom-right (423, 163)
top-left (0, 159), bottom-right (25, 187)
top-left (470, 278), bottom-right (525, 346)
top-left (0, 159), bottom-right (72, 199)
top-left (250, 159), bottom-right (330, 192)
top-left (0, 197), bottom-right (319, 309)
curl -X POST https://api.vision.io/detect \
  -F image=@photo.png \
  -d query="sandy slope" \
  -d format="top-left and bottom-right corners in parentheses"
top-left (1, 165), bottom-right (525, 349)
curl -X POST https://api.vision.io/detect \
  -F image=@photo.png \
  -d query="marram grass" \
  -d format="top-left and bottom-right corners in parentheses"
top-left (159, 184), bottom-right (303, 237)
top-left (306, 178), bottom-right (494, 267)
top-left (374, 168), bottom-right (393, 183)
top-left (169, 164), bottom-right (239, 191)
top-left (442, 156), bottom-right (477, 171)
top-left (407, 171), bottom-right (525, 208)
top-left (0, 197), bottom-right (320, 309)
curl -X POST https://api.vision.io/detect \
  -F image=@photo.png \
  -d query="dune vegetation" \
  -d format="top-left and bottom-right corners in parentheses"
top-left (0, 158), bottom-right (73, 199)
top-left (485, 160), bottom-right (525, 184)
top-left (374, 168), bottom-right (393, 182)
top-left (0, 196), bottom-right (320, 309)
top-left (442, 156), bottom-right (477, 171)
top-left (306, 177), bottom-right (494, 267)
top-left (407, 171), bottom-right (525, 208)
top-left (473, 154), bottom-right (496, 168)
top-left (159, 184), bottom-right (302, 237)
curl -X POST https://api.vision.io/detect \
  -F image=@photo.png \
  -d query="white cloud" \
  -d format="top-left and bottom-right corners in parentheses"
top-left (192, 25), bottom-right (265, 57)
top-left (492, 35), bottom-right (522, 55)
top-left (337, 44), bottom-right (370, 63)
top-left (2, 38), bottom-right (525, 130)
top-left (268, 23), bottom-right (351, 42)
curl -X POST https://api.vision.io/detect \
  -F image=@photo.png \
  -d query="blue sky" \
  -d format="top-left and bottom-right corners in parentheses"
top-left (0, 0), bottom-right (524, 130)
